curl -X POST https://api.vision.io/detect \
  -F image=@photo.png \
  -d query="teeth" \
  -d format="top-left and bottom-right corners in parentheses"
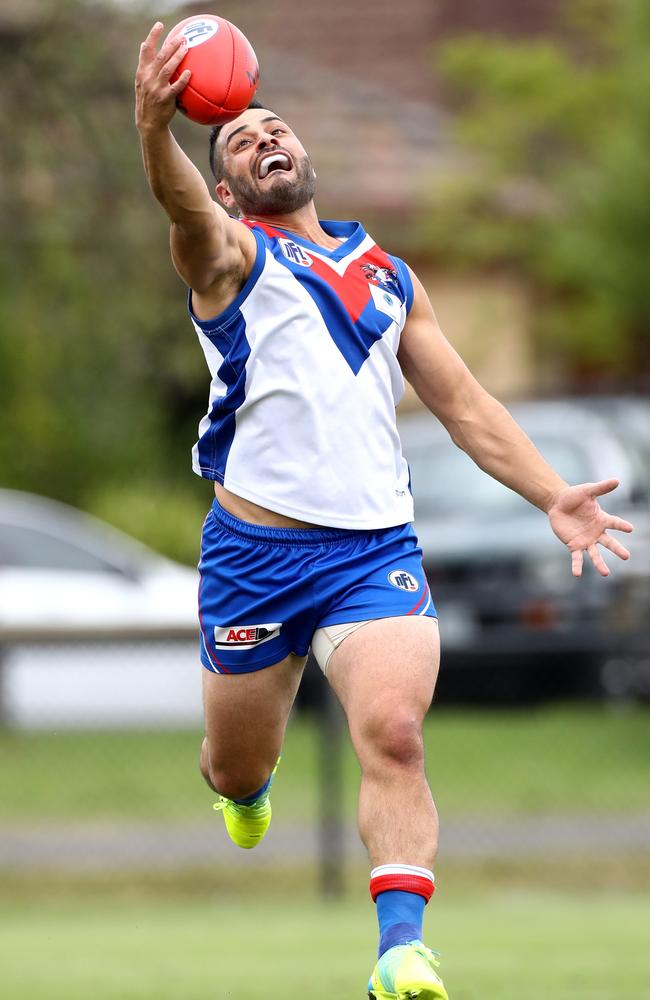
top-left (259, 153), bottom-right (290, 178)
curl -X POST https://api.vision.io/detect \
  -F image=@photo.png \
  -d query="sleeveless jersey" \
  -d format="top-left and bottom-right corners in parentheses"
top-left (189, 218), bottom-right (415, 530)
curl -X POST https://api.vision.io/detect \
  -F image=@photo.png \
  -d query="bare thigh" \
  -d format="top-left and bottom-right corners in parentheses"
top-left (327, 616), bottom-right (440, 757)
top-left (201, 652), bottom-right (307, 799)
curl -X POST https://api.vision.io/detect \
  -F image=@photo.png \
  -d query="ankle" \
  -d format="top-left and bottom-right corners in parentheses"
top-left (233, 774), bottom-right (272, 806)
top-left (370, 865), bottom-right (435, 959)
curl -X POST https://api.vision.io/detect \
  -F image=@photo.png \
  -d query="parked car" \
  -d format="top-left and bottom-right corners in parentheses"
top-left (0, 490), bottom-right (201, 727)
top-left (0, 489), bottom-right (199, 632)
top-left (398, 399), bottom-right (650, 702)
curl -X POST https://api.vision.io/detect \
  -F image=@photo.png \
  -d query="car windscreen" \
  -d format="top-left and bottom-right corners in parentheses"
top-left (0, 522), bottom-right (134, 574)
top-left (405, 436), bottom-right (593, 515)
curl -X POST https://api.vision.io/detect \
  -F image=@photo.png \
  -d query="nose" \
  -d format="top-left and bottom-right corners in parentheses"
top-left (256, 132), bottom-right (280, 151)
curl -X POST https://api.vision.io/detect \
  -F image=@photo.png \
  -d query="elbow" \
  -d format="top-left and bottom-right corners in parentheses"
top-left (446, 412), bottom-right (479, 455)
top-left (445, 384), bottom-right (511, 460)
top-left (436, 380), bottom-right (488, 451)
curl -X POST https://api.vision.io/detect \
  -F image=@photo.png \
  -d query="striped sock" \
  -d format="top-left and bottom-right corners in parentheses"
top-left (370, 864), bottom-right (435, 958)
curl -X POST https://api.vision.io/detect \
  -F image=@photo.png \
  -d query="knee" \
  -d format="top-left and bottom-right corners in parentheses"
top-left (199, 738), bottom-right (270, 801)
top-left (359, 710), bottom-right (425, 772)
top-left (209, 769), bottom-right (266, 802)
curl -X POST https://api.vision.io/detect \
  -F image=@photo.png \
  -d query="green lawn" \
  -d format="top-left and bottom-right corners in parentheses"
top-left (3, 889), bottom-right (650, 999)
top-left (3, 708), bottom-right (648, 997)
top-left (0, 705), bottom-right (648, 821)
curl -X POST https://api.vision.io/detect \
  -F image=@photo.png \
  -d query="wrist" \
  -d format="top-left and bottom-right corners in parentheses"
top-left (136, 120), bottom-right (172, 141)
top-left (541, 480), bottom-right (570, 515)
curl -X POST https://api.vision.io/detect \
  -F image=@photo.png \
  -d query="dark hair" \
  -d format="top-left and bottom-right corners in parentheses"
top-left (208, 99), bottom-right (277, 182)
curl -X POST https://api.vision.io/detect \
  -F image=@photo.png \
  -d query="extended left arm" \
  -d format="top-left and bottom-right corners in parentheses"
top-left (398, 269), bottom-right (633, 577)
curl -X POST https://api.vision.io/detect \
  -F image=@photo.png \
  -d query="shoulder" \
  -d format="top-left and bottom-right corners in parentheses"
top-left (189, 218), bottom-right (263, 323)
top-left (386, 254), bottom-right (416, 314)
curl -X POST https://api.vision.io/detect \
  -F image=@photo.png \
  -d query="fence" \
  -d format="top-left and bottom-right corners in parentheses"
top-left (1, 627), bottom-right (649, 897)
top-left (0, 625), bottom-right (348, 895)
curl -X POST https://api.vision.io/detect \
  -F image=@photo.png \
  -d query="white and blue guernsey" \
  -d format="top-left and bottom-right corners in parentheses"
top-left (189, 218), bottom-right (415, 530)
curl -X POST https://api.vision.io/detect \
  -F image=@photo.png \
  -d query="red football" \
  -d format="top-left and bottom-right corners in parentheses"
top-left (169, 14), bottom-right (259, 126)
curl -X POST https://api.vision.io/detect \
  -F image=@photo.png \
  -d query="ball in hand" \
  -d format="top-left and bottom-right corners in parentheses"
top-left (169, 14), bottom-right (259, 125)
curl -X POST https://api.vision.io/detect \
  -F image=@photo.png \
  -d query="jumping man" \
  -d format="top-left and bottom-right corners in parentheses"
top-left (135, 24), bottom-right (633, 1000)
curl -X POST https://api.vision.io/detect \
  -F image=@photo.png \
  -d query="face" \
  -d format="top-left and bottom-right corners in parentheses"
top-left (216, 108), bottom-right (316, 216)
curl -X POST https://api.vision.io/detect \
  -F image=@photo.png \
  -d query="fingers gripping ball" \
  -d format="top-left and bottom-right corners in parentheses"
top-left (169, 14), bottom-right (259, 125)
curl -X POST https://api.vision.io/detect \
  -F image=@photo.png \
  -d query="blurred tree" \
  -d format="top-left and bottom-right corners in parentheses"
top-left (425, 0), bottom-right (650, 378)
top-left (0, 0), bottom-right (213, 560)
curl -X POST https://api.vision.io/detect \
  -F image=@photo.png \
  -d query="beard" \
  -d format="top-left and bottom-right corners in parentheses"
top-left (225, 154), bottom-right (317, 217)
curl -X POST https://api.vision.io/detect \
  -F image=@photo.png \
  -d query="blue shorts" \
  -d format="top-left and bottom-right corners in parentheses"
top-left (198, 499), bottom-right (437, 674)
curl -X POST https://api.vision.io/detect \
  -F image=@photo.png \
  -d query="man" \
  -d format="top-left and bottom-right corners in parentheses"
top-left (135, 23), bottom-right (633, 1000)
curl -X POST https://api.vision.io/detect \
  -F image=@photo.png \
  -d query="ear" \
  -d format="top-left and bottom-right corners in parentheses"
top-left (216, 179), bottom-right (236, 209)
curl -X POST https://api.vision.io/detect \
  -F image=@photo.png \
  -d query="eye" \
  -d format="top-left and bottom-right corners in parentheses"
top-left (272, 128), bottom-right (286, 136)
top-left (235, 138), bottom-right (251, 150)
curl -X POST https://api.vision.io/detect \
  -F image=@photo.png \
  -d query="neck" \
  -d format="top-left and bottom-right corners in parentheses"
top-left (245, 202), bottom-right (341, 249)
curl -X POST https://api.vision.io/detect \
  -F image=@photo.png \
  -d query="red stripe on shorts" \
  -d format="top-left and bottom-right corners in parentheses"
top-left (406, 583), bottom-right (429, 616)
top-left (198, 576), bottom-right (230, 674)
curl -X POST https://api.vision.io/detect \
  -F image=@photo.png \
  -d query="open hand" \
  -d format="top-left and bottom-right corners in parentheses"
top-left (547, 479), bottom-right (633, 578)
top-left (135, 22), bottom-right (191, 132)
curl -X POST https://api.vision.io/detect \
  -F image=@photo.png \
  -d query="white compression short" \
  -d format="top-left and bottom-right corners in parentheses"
top-left (311, 620), bottom-right (374, 676)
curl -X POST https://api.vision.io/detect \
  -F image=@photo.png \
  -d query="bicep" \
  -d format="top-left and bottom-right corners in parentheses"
top-left (398, 268), bottom-right (482, 426)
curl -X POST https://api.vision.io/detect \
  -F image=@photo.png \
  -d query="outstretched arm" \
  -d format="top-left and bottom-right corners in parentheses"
top-left (134, 22), bottom-right (254, 298)
top-left (398, 269), bottom-right (633, 577)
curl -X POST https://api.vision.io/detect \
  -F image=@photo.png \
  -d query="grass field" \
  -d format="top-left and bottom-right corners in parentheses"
top-left (2, 706), bottom-right (649, 997)
top-left (1, 704), bottom-right (649, 821)
top-left (3, 888), bottom-right (650, 999)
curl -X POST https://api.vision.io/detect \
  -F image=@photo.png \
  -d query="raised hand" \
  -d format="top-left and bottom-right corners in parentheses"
top-left (547, 478), bottom-right (633, 578)
top-left (135, 22), bottom-right (191, 132)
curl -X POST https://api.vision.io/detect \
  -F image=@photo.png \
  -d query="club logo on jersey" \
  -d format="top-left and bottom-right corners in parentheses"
top-left (361, 263), bottom-right (401, 296)
top-left (213, 623), bottom-right (282, 649)
top-left (279, 239), bottom-right (313, 267)
top-left (388, 570), bottom-right (419, 592)
top-left (180, 17), bottom-right (220, 47)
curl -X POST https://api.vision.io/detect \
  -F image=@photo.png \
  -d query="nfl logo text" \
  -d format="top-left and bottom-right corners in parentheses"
top-left (279, 239), bottom-right (312, 267)
top-left (181, 18), bottom-right (220, 47)
top-left (388, 570), bottom-right (419, 592)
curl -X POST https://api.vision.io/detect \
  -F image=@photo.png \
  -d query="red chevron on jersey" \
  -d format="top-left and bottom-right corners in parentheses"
top-left (244, 220), bottom-right (398, 324)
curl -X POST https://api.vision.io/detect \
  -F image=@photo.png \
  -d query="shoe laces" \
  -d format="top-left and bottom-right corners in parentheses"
top-left (212, 756), bottom-right (280, 814)
top-left (419, 944), bottom-right (441, 967)
top-left (212, 793), bottom-right (269, 814)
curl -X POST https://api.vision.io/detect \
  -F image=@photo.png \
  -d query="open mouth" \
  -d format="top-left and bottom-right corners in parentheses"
top-left (257, 152), bottom-right (293, 179)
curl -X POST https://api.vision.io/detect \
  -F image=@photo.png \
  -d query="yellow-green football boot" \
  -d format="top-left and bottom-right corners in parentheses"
top-left (368, 940), bottom-right (448, 1000)
top-left (212, 758), bottom-right (279, 849)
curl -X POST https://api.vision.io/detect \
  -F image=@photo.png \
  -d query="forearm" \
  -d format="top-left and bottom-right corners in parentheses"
top-left (139, 124), bottom-right (215, 231)
top-left (444, 383), bottom-right (568, 513)
top-left (134, 23), bottom-right (245, 293)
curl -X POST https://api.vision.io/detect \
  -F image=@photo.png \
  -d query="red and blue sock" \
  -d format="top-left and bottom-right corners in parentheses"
top-left (370, 864), bottom-right (435, 958)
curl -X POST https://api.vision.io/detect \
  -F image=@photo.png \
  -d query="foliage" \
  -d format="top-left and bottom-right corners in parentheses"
top-left (0, 0), bottom-right (214, 559)
top-left (86, 478), bottom-right (209, 565)
top-left (427, 0), bottom-right (650, 374)
top-left (3, 0), bottom-right (648, 557)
